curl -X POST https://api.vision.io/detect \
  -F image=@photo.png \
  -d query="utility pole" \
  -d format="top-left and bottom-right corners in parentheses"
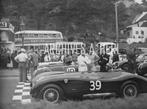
top-left (20, 16), bottom-right (25, 48)
top-left (115, 2), bottom-right (119, 51)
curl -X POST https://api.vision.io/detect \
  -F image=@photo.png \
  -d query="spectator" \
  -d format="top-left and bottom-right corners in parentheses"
top-left (64, 54), bottom-right (72, 65)
top-left (72, 51), bottom-right (78, 64)
top-left (112, 51), bottom-right (119, 63)
top-left (44, 52), bottom-right (51, 62)
top-left (88, 52), bottom-right (100, 72)
top-left (11, 50), bottom-right (18, 68)
top-left (60, 53), bottom-right (65, 62)
top-left (77, 52), bottom-right (91, 72)
top-left (98, 50), bottom-right (109, 72)
top-left (6, 50), bottom-right (12, 69)
top-left (29, 47), bottom-right (39, 71)
top-left (41, 51), bottom-right (45, 62)
top-left (15, 48), bottom-right (28, 82)
top-left (126, 49), bottom-right (137, 73)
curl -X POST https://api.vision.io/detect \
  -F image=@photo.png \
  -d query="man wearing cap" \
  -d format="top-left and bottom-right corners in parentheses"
top-left (15, 48), bottom-right (28, 82)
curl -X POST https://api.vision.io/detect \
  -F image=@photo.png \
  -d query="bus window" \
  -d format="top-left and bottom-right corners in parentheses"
top-left (69, 45), bottom-right (71, 49)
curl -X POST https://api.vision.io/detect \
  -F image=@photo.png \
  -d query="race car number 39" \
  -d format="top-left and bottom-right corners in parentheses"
top-left (90, 80), bottom-right (101, 91)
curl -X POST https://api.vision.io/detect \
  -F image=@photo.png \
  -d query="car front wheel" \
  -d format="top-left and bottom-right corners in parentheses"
top-left (122, 83), bottom-right (138, 98)
top-left (41, 84), bottom-right (63, 103)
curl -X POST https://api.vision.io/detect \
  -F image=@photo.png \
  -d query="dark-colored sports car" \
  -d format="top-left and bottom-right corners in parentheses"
top-left (38, 62), bottom-right (63, 69)
top-left (30, 71), bottom-right (147, 103)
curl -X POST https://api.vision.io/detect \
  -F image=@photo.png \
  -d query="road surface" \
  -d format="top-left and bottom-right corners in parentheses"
top-left (0, 69), bottom-right (19, 104)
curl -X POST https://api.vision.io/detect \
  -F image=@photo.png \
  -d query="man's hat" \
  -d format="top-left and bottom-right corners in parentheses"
top-left (20, 48), bottom-right (26, 52)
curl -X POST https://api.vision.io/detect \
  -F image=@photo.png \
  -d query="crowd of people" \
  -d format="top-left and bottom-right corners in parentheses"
top-left (1, 46), bottom-right (121, 82)
top-left (0, 47), bottom-right (17, 69)
top-left (62, 49), bottom-right (119, 72)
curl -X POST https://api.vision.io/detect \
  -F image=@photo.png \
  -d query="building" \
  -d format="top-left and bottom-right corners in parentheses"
top-left (0, 18), bottom-right (15, 52)
top-left (126, 12), bottom-right (147, 44)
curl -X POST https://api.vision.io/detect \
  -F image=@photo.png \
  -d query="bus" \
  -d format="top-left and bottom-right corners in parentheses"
top-left (14, 30), bottom-right (63, 50)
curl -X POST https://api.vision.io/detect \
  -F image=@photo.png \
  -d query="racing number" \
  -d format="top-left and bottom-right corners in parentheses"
top-left (90, 80), bottom-right (101, 91)
top-left (67, 68), bottom-right (75, 72)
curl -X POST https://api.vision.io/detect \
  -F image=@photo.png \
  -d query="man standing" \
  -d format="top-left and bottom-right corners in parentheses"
top-left (72, 50), bottom-right (78, 64)
top-left (77, 52), bottom-right (91, 72)
top-left (112, 51), bottom-right (119, 63)
top-left (98, 50), bottom-right (109, 72)
top-left (15, 48), bottom-right (28, 82)
top-left (11, 50), bottom-right (18, 68)
top-left (28, 47), bottom-right (39, 79)
top-left (88, 52), bottom-right (100, 72)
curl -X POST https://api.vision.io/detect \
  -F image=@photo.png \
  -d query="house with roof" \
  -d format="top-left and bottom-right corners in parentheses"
top-left (126, 12), bottom-right (147, 44)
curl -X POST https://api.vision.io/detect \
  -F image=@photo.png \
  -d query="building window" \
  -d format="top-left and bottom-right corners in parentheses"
top-left (136, 31), bottom-right (139, 34)
top-left (127, 32), bottom-right (130, 36)
top-left (141, 30), bottom-right (144, 35)
top-left (138, 36), bottom-right (141, 38)
top-left (133, 35), bottom-right (135, 38)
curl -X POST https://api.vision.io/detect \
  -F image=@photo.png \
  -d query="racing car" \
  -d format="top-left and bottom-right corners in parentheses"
top-left (114, 53), bottom-right (147, 75)
top-left (38, 61), bottom-right (63, 69)
top-left (30, 70), bottom-right (147, 103)
top-left (33, 65), bottom-right (78, 78)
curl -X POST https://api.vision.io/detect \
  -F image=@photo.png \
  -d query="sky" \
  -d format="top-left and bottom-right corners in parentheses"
top-left (135, 0), bottom-right (143, 4)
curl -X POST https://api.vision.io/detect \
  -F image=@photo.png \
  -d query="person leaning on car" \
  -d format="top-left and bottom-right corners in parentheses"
top-left (15, 48), bottom-right (28, 82)
top-left (28, 47), bottom-right (39, 80)
top-left (126, 49), bottom-right (137, 73)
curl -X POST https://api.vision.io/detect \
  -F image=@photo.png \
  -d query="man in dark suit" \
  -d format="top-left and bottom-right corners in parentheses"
top-left (98, 50), bottom-right (109, 72)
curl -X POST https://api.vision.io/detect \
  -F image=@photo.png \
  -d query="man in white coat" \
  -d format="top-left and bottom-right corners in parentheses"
top-left (77, 52), bottom-right (91, 72)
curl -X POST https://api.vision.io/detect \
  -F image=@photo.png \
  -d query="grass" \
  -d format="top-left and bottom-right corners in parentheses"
top-left (1, 69), bottom-right (147, 109)
top-left (1, 95), bottom-right (147, 109)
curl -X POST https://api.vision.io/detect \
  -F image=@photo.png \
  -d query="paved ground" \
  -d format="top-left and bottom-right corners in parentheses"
top-left (0, 69), bottom-right (19, 104)
top-left (0, 69), bottom-right (35, 105)
top-left (12, 82), bottom-right (31, 104)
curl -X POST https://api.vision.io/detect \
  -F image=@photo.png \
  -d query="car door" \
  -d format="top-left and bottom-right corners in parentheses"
top-left (64, 73), bottom-right (103, 95)
top-left (80, 72), bottom-right (122, 95)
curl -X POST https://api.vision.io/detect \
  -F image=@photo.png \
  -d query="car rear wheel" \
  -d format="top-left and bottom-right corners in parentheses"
top-left (122, 83), bottom-right (138, 98)
top-left (41, 84), bottom-right (63, 103)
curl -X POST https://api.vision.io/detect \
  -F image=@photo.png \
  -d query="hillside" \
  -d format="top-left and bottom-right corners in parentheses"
top-left (1, 0), bottom-right (147, 42)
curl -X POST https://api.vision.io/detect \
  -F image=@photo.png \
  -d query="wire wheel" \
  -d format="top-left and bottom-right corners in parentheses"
top-left (43, 87), bottom-right (61, 103)
top-left (122, 84), bottom-right (138, 98)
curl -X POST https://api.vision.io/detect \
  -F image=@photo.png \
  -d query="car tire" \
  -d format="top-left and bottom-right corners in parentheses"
top-left (121, 82), bottom-right (138, 98)
top-left (41, 84), bottom-right (64, 103)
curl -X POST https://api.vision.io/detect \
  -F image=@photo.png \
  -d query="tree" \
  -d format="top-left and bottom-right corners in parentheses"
top-left (1, 0), bottom-right (145, 41)
top-left (0, 0), bottom-right (5, 19)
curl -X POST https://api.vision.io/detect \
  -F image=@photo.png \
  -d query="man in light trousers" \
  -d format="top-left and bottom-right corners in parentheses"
top-left (15, 48), bottom-right (28, 82)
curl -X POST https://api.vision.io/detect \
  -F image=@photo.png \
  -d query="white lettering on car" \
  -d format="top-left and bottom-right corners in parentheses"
top-left (90, 80), bottom-right (101, 91)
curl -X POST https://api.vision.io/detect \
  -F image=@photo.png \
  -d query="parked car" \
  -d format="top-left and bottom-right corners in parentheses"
top-left (38, 61), bottom-right (63, 69)
top-left (115, 53), bottom-right (147, 73)
top-left (33, 65), bottom-right (78, 78)
top-left (30, 71), bottom-right (147, 103)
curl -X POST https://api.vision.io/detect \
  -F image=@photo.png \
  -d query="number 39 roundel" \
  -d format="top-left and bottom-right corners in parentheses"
top-left (90, 80), bottom-right (101, 91)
